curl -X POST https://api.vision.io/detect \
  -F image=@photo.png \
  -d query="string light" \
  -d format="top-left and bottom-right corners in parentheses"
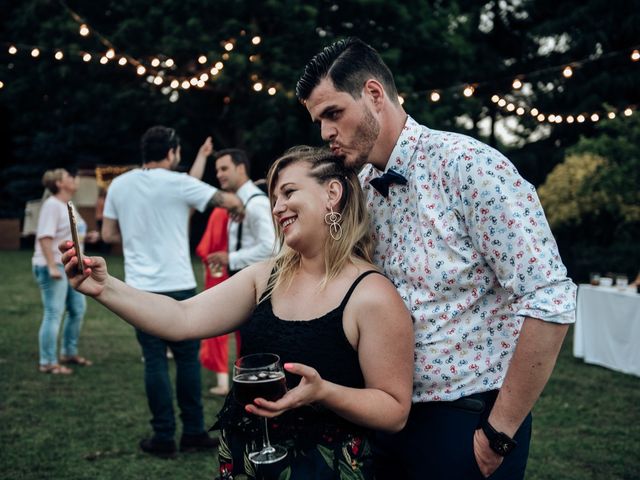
top-left (6, 1), bottom-right (639, 112)
top-left (0, 81), bottom-right (4, 89)
top-left (153, 76), bottom-right (163, 85)
top-left (489, 94), bottom-right (636, 126)
top-left (170, 80), bottom-right (179, 89)
top-left (398, 95), bottom-right (405, 105)
top-left (30, 48), bottom-right (40, 57)
top-left (181, 80), bottom-right (190, 89)
top-left (253, 82), bottom-right (263, 92)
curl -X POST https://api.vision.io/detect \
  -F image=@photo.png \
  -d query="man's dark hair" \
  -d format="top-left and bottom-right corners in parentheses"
top-left (215, 148), bottom-right (251, 177)
top-left (140, 126), bottom-right (180, 164)
top-left (296, 37), bottom-right (399, 105)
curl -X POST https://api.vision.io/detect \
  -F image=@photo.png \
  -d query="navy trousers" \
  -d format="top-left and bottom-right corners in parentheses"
top-left (373, 390), bottom-right (532, 480)
top-left (135, 288), bottom-right (205, 441)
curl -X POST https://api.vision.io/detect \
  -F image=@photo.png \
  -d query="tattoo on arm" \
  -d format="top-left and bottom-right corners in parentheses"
top-left (208, 190), bottom-right (224, 208)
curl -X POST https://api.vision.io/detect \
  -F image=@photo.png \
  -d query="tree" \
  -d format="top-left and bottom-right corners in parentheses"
top-left (537, 115), bottom-right (640, 280)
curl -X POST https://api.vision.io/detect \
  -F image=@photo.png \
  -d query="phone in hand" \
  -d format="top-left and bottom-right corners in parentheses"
top-left (67, 201), bottom-right (84, 273)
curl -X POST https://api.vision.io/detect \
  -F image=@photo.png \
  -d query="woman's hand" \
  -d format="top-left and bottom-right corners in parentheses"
top-left (245, 363), bottom-right (326, 418)
top-left (85, 230), bottom-right (100, 243)
top-left (48, 265), bottom-right (63, 279)
top-left (58, 240), bottom-right (109, 298)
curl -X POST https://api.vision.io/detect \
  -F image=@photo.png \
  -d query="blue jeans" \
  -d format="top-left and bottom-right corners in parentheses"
top-left (33, 264), bottom-right (87, 366)
top-left (135, 288), bottom-right (205, 442)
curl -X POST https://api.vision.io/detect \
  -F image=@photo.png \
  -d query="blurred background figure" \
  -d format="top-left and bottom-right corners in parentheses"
top-left (194, 149), bottom-right (276, 396)
top-left (32, 168), bottom-right (98, 375)
top-left (195, 206), bottom-right (240, 395)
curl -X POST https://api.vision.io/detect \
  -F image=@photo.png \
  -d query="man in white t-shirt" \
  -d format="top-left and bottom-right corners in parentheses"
top-left (102, 125), bottom-right (242, 458)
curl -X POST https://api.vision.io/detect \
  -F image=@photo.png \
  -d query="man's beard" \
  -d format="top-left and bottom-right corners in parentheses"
top-left (345, 106), bottom-right (380, 169)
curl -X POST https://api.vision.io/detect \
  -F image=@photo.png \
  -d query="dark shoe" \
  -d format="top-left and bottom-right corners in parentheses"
top-left (139, 437), bottom-right (177, 459)
top-left (179, 432), bottom-right (220, 452)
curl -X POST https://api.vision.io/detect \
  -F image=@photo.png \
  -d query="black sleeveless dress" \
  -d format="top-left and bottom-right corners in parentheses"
top-left (215, 271), bottom-right (380, 480)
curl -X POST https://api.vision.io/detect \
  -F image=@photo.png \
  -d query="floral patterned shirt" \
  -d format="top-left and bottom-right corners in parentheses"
top-left (360, 116), bottom-right (576, 403)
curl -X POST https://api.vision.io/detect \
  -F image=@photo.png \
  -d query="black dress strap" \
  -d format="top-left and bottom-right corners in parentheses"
top-left (337, 270), bottom-right (382, 310)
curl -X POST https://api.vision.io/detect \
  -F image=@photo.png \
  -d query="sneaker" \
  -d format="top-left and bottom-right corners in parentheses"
top-left (139, 437), bottom-right (177, 459)
top-left (179, 432), bottom-right (220, 452)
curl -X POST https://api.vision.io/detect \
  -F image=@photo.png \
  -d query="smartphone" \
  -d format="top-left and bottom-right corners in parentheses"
top-left (67, 201), bottom-right (84, 273)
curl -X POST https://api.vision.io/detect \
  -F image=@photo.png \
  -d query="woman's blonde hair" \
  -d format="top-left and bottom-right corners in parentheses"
top-left (41, 169), bottom-right (68, 194)
top-left (263, 146), bottom-right (374, 299)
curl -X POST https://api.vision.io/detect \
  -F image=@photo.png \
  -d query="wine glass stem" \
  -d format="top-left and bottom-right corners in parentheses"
top-left (261, 417), bottom-right (275, 453)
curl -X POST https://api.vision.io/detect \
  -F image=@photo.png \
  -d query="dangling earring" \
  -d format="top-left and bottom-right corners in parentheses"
top-left (324, 207), bottom-right (343, 241)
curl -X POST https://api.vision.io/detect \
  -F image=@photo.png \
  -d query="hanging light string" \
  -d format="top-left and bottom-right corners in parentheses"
top-left (402, 45), bottom-right (640, 105)
top-left (1, 0), bottom-right (637, 118)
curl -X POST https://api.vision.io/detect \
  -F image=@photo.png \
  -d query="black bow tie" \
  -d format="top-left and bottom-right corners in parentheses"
top-left (369, 169), bottom-right (408, 198)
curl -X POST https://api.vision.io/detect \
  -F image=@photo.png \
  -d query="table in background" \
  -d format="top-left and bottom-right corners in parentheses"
top-left (573, 284), bottom-right (640, 377)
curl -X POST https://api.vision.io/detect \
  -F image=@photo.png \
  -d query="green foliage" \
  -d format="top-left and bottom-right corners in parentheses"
top-left (538, 116), bottom-right (640, 281)
top-left (538, 153), bottom-right (609, 228)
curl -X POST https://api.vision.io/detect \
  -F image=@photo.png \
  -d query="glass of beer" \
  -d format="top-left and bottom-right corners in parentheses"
top-left (233, 353), bottom-right (288, 464)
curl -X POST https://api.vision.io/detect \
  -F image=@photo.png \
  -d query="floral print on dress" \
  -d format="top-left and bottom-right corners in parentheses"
top-left (216, 427), bottom-right (373, 480)
top-left (359, 116), bottom-right (577, 403)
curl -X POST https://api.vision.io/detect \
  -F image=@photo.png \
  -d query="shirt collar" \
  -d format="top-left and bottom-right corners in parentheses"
top-left (235, 180), bottom-right (257, 203)
top-left (381, 115), bottom-right (422, 178)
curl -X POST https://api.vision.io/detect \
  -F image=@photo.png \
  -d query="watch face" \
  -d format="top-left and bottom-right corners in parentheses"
top-left (492, 433), bottom-right (516, 456)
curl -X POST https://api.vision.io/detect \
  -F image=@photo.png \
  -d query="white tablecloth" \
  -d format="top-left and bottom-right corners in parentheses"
top-left (573, 284), bottom-right (640, 377)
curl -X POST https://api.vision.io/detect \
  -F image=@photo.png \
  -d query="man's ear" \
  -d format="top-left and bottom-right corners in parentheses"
top-left (363, 79), bottom-right (386, 110)
top-left (326, 179), bottom-right (344, 210)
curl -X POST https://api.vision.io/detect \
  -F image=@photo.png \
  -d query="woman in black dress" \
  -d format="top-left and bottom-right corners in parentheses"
top-left (60, 146), bottom-right (414, 480)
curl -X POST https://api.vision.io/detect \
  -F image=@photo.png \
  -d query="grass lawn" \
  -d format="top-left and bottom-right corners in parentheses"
top-left (1, 249), bottom-right (639, 479)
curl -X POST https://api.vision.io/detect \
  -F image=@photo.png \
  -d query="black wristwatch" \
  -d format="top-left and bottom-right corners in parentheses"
top-left (481, 420), bottom-right (517, 456)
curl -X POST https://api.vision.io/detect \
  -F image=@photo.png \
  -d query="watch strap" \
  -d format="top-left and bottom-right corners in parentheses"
top-left (481, 419), bottom-right (517, 456)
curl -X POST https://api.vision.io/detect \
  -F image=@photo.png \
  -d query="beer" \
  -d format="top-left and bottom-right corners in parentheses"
top-left (233, 371), bottom-right (287, 406)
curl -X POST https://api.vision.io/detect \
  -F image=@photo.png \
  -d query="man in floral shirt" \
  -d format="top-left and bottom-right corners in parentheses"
top-left (296, 37), bottom-right (576, 479)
